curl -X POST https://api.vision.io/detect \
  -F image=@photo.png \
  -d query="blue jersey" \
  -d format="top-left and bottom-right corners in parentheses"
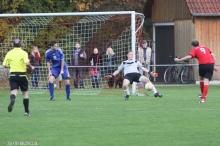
top-left (46, 48), bottom-right (67, 69)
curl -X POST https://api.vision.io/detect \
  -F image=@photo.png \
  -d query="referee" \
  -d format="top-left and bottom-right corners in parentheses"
top-left (2, 39), bottom-right (34, 116)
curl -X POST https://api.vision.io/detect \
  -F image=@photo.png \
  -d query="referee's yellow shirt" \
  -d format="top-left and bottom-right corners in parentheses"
top-left (2, 47), bottom-right (30, 72)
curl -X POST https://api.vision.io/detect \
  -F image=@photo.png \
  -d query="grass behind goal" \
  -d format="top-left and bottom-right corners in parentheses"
top-left (0, 85), bottom-right (220, 146)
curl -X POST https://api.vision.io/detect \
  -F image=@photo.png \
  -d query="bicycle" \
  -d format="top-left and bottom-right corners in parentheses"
top-left (164, 55), bottom-right (194, 84)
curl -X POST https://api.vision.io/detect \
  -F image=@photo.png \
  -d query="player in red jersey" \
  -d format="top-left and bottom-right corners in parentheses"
top-left (174, 39), bottom-right (218, 103)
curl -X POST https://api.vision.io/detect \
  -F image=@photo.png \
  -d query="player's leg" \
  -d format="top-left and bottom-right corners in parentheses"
top-left (198, 76), bottom-right (204, 98)
top-left (198, 64), bottom-right (205, 99)
top-left (62, 68), bottom-right (71, 100)
top-left (21, 91), bottom-right (30, 116)
top-left (139, 75), bottom-right (162, 97)
top-left (200, 64), bottom-right (214, 103)
top-left (200, 78), bottom-right (209, 103)
top-left (123, 79), bottom-right (130, 100)
top-left (18, 74), bottom-right (30, 116)
top-left (8, 74), bottom-right (19, 113)
top-left (48, 68), bottom-right (58, 100)
top-left (64, 79), bottom-right (71, 100)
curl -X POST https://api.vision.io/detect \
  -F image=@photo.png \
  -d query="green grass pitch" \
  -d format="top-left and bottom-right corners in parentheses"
top-left (0, 85), bottom-right (220, 146)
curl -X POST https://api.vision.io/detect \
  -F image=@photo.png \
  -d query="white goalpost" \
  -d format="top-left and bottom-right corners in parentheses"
top-left (0, 11), bottom-right (144, 96)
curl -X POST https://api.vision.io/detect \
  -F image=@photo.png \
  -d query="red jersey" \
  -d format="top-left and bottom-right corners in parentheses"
top-left (189, 46), bottom-right (214, 64)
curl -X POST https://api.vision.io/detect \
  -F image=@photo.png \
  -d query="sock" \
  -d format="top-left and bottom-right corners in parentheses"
top-left (49, 83), bottom-right (54, 98)
top-left (66, 84), bottom-right (70, 99)
top-left (200, 82), bottom-right (204, 94)
top-left (23, 98), bottom-right (29, 113)
top-left (124, 87), bottom-right (130, 95)
top-left (10, 94), bottom-right (16, 100)
top-left (151, 85), bottom-right (157, 94)
top-left (202, 85), bottom-right (208, 100)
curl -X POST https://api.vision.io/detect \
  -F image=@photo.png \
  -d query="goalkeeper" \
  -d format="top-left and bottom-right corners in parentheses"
top-left (106, 51), bottom-right (162, 100)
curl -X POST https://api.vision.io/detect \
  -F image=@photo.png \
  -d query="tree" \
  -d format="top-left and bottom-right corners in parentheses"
top-left (0, 0), bottom-right (76, 13)
top-left (71, 0), bottom-right (147, 13)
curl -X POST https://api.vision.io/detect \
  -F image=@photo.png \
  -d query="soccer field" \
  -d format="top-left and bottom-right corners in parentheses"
top-left (0, 85), bottom-right (220, 146)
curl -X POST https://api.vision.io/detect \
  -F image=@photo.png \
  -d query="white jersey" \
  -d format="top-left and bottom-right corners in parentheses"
top-left (118, 60), bottom-right (143, 75)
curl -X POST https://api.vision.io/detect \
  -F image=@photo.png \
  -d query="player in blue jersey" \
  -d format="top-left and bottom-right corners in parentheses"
top-left (46, 40), bottom-right (71, 101)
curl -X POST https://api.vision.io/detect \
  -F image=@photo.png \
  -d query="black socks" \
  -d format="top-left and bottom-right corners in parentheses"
top-left (23, 98), bottom-right (29, 113)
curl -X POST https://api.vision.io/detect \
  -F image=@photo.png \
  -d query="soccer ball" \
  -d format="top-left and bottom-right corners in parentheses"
top-left (145, 82), bottom-right (153, 90)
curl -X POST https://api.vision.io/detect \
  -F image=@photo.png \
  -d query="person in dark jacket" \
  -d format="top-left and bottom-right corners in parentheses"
top-left (71, 42), bottom-right (87, 89)
top-left (29, 46), bottom-right (40, 89)
top-left (89, 48), bottom-right (103, 88)
top-left (103, 47), bottom-right (116, 88)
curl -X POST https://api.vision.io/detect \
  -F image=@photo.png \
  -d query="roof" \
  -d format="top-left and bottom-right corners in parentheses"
top-left (143, 0), bottom-right (220, 17)
top-left (186, 0), bottom-right (220, 14)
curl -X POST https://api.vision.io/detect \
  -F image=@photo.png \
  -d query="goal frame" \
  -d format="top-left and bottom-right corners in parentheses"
top-left (0, 11), bottom-right (143, 95)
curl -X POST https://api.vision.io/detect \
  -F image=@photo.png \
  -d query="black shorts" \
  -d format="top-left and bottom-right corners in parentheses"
top-left (124, 73), bottom-right (141, 84)
top-left (199, 64), bottom-right (214, 80)
top-left (9, 72), bottom-right (28, 91)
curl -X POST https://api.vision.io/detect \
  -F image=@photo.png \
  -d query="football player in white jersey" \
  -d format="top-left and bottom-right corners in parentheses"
top-left (106, 51), bottom-right (162, 100)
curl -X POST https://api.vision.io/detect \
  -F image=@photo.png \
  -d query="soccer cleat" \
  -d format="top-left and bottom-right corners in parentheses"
top-left (199, 99), bottom-right (205, 103)
top-left (50, 97), bottom-right (55, 101)
top-left (198, 94), bottom-right (206, 99)
top-left (154, 93), bottom-right (162, 98)
top-left (125, 95), bottom-right (129, 100)
top-left (8, 99), bottom-right (15, 112)
top-left (24, 112), bottom-right (30, 116)
top-left (66, 98), bottom-right (71, 100)
top-left (136, 93), bottom-right (145, 96)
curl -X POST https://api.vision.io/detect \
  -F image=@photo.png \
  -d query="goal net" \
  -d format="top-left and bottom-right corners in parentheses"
top-left (0, 12), bottom-right (144, 96)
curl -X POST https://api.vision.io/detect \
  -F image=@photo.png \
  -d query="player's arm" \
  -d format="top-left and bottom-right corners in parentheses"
top-left (140, 66), bottom-right (158, 78)
top-left (211, 53), bottom-right (218, 71)
top-left (46, 53), bottom-right (52, 76)
top-left (174, 55), bottom-right (192, 62)
top-left (104, 62), bottom-right (123, 79)
top-left (60, 59), bottom-right (64, 74)
top-left (104, 69), bottom-right (121, 80)
top-left (2, 61), bottom-right (10, 68)
top-left (24, 52), bottom-right (34, 71)
top-left (140, 66), bottom-right (150, 73)
top-left (60, 50), bottom-right (65, 74)
top-left (47, 62), bottom-right (52, 76)
top-left (2, 53), bottom-right (10, 68)
top-left (112, 69), bottom-right (121, 77)
top-left (26, 61), bottom-right (35, 71)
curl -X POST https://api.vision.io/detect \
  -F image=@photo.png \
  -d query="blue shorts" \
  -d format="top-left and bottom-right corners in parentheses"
top-left (51, 68), bottom-right (70, 79)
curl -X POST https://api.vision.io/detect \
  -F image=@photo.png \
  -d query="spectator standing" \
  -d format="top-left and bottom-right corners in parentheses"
top-left (71, 42), bottom-right (87, 89)
top-left (103, 47), bottom-right (116, 88)
top-left (136, 40), bottom-right (153, 78)
top-left (29, 46), bottom-right (40, 89)
top-left (89, 48), bottom-right (103, 88)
